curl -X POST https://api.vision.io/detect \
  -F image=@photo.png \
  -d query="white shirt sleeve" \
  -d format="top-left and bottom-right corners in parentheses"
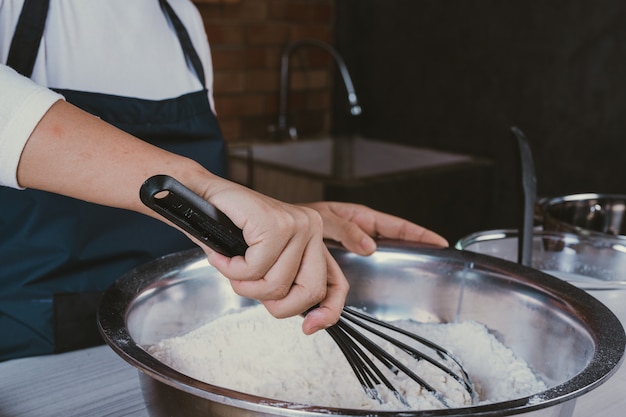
top-left (0, 64), bottom-right (64, 189)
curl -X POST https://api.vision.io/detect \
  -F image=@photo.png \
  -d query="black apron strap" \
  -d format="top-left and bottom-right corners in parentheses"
top-left (1, 0), bottom-right (224, 360)
top-left (158, 0), bottom-right (206, 86)
top-left (6, 0), bottom-right (206, 86)
top-left (6, 0), bottom-right (50, 77)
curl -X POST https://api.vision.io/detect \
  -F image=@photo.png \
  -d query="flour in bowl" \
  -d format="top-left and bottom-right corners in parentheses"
top-left (147, 305), bottom-right (546, 411)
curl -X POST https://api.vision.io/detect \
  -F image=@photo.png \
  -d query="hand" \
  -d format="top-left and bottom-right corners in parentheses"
top-left (196, 182), bottom-right (350, 335)
top-left (300, 201), bottom-right (449, 255)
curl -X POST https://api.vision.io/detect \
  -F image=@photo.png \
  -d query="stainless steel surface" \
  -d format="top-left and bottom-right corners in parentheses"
top-left (98, 241), bottom-right (625, 417)
top-left (540, 193), bottom-right (626, 240)
top-left (276, 38), bottom-right (361, 140)
top-left (455, 229), bottom-right (626, 289)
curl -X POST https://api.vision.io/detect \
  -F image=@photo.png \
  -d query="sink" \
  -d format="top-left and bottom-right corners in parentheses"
top-left (228, 136), bottom-right (472, 181)
top-left (227, 136), bottom-right (493, 242)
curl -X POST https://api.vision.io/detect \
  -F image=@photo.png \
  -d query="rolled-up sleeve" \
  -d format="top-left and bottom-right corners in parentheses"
top-left (0, 65), bottom-right (63, 189)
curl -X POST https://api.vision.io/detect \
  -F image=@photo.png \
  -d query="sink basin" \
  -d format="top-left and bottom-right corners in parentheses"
top-left (228, 136), bottom-right (472, 181)
top-left (227, 136), bottom-right (492, 242)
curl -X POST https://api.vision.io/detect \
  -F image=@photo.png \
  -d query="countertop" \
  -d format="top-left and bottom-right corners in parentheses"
top-left (1, 290), bottom-right (624, 417)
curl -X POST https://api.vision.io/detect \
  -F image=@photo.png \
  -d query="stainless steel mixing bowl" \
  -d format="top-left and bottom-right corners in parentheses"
top-left (98, 241), bottom-right (625, 417)
top-left (540, 193), bottom-right (626, 240)
top-left (455, 229), bottom-right (626, 290)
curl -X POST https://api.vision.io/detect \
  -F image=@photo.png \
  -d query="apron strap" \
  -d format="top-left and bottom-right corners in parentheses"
top-left (158, 0), bottom-right (206, 86)
top-left (6, 0), bottom-right (50, 77)
top-left (6, 0), bottom-right (206, 86)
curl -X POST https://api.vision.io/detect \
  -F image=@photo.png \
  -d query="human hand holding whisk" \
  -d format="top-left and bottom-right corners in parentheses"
top-left (140, 175), bottom-right (475, 408)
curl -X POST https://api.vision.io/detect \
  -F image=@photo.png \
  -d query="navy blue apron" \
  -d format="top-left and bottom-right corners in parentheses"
top-left (0, 0), bottom-right (226, 360)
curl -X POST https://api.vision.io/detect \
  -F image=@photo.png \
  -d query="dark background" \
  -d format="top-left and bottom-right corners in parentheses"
top-left (331, 0), bottom-right (626, 232)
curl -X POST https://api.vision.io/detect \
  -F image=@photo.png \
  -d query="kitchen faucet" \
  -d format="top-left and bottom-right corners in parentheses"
top-left (276, 38), bottom-right (362, 140)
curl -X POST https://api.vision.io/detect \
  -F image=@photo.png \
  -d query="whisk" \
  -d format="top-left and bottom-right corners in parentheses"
top-left (140, 175), bottom-right (477, 409)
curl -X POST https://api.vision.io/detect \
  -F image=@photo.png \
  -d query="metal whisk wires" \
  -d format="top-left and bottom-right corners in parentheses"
top-left (326, 307), bottom-right (477, 408)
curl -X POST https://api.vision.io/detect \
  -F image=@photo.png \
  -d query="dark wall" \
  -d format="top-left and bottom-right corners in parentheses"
top-left (332, 0), bottom-right (626, 232)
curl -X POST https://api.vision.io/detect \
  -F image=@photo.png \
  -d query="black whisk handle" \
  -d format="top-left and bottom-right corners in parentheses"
top-left (140, 175), bottom-right (248, 257)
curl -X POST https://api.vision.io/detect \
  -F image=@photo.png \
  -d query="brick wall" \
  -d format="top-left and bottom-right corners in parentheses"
top-left (193, 0), bottom-right (336, 143)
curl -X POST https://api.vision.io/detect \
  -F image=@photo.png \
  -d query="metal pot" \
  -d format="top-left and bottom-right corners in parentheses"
top-left (97, 241), bottom-right (625, 417)
top-left (455, 229), bottom-right (626, 290)
top-left (539, 193), bottom-right (626, 240)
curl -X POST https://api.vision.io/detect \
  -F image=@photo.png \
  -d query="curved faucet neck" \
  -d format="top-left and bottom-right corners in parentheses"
top-left (277, 38), bottom-right (361, 140)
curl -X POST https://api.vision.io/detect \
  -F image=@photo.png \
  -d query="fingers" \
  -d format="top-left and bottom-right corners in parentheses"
top-left (316, 215), bottom-right (376, 256)
top-left (224, 226), bottom-right (348, 332)
top-left (201, 191), bottom-right (347, 325)
top-left (301, 250), bottom-right (350, 334)
top-left (301, 202), bottom-right (449, 254)
top-left (351, 205), bottom-right (448, 247)
top-left (228, 230), bottom-right (328, 317)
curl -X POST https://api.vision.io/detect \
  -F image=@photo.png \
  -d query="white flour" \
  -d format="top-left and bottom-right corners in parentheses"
top-left (147, 305), bottom-right (546, 411)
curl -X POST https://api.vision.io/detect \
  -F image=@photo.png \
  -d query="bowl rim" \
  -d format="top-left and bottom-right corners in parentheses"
top-left (97, 241), bottom-right (626, 416)
top-left (455, 227), bottom-right (626, 250)
top-left (539, 192), bottom-right (626, 205)
top-left (538, 193), bottom-right (626, 240)
top-left (454, 228), bottom-right (626, 289)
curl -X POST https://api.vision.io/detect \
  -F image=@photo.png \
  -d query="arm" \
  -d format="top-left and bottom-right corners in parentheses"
top-left (16, 99), bottom-right (348, 335)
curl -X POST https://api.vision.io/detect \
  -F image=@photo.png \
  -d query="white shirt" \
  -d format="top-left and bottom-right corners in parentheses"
top-left (0, 0), bottom-right (215, 188)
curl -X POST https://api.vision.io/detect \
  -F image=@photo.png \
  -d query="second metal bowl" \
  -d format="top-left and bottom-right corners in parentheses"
top-left (540, 193), bottom-right (626, 240)
top-left (455, 228), bottom-right (626, 290)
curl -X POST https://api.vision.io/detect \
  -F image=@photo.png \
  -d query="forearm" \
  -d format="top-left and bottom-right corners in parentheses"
top-left (17, 100), bottom-right (222, 216)
top-left (14, 96), bottom-right (351, 334)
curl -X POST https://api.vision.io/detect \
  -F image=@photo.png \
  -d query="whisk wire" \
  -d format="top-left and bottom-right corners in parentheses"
top-left (326, 326), bottom-right (391, 405)
top-left (332, 307), bottom-right (476, 408)
top-left (341, 307), bottom-right (475, 398)
top-left (335, 319), bottom-right (424, 407)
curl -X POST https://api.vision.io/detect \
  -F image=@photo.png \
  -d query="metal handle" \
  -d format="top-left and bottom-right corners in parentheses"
top-left (511, 127), bottom-right (536, 267)
top-left (140, 175), bottom-right (248, 257)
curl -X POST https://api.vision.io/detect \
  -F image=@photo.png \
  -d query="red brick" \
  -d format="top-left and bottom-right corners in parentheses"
top-left (206, 24), bottom-right (245, 45)
top-left (194, 0), bottom-right (335, 142)
top-left (216, 117), bottom-right (241, 140)
top-left (263, 93), bottom-right (279, 114)
top-left (285, 91), bottom-right (307, 112)
top-left (213, 71), bottom-right (246, 94)
top-left (211, 47), bottom-right (246, 71)
top-left (284, 3), bottom-right (333, 22)
top-left (267, 0), bottom-right (334, 22)
top-left (246, 23), bottom-right (290, 45)
top-left (292, 111), bottom-right (329, 135)
top-left (195, 2), bottom-right (242, 20)
top-left (194, 0), bottom-right (241, 4)
top-left (288, 47), bottom-right (333, 69)
top-left (290, 69), bottom-right (330, 91)
top-left (246, 70), bottom-right (280, 93)
top-left (246, 46), bottom-right (282, 69)
top-left (215, 94), bottom-right (266, 117)
top-left (290, 25), bottom-right (333, 43)
top-left (239, 114), bottom-right (277, 139)
top-left (305, 90), bottom-right (332, 111)
top-left (245, 47), bottom-right (266, 68)
top-left (266, 0), bottom-right (289, 20)
top-left (237, 0), bottom-right (269, 20)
